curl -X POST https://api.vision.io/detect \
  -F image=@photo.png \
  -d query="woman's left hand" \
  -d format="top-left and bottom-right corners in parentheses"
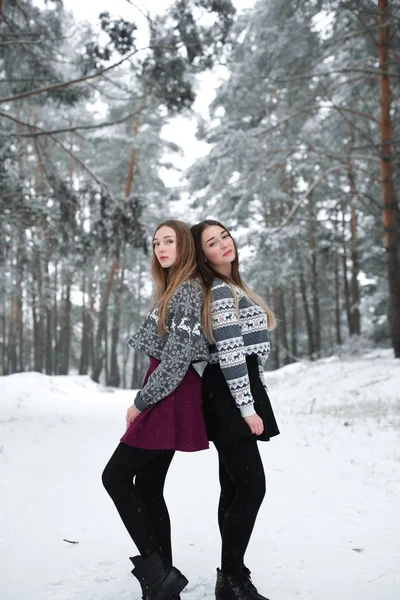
top-left (125, 404), bottom-right (141, 430)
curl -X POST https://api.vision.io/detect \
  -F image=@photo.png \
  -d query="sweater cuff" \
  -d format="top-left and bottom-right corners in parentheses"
top-left (239, 403), bottom-right (256, 417)
top-left (133, 391), bottom-right (147, 413)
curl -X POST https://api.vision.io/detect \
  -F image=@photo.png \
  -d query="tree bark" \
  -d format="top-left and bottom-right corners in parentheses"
top-left (58, 275), bottom-right (72, 375)
top-left (44, 258), bottom-right (53, 374)
top-left (308, 191), bottom-right (321, 356)
top-left (79, 275), bottom-right (91, 375)
top-left (291, 279), bottom-right (297, 359)
top-left (53, 262), bottom-right (59, 374)
top-left (341, 203), bottom-right (352, 335)
top-left (334, 253), bottom-right (342, 345)
top-left (108, 264), bottom-right (125, 387)
top-left (91, 257), bottom-right (119, 383)
top-left (33, 252), bottom-right (45, 372)
top-left (271, 287), bottom-right (281, 370)
top-left (378, 0), bottom-right (400, 357)
top-left (273, 286), bottom-right (290, 365)
top-left (297, 256), bottom-right (314, 358)
top-left (348, 124), bottom-right (361, 335)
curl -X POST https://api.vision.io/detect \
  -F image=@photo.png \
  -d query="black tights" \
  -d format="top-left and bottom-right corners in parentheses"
top-left (215, 436), bottom-right (266, 577)
top-left (102, 443), bottom-right (175, 562)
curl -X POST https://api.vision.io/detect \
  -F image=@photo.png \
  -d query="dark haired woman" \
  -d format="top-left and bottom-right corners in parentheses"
top-left (102, 220), bottom-right (209, 600)
top-left (191, 220), bottom-right (279, 600)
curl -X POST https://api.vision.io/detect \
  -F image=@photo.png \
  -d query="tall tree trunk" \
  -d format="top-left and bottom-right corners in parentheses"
top-left (33, 252), bottom-right (44, 372)
top-left (122, 305), bottom-right (133, 389)
top-left (271, 287), bottom-right (281, 369)
top-left (79, 275), bottom-right (91, 375)
top-left (104, 305), bottom-right (109, 385)
top-left (17, 231), bottom-right (24, 372)
top-left (334, 204), bottom-right (342, 346)
top-left (291, 279), bottom-right (297, 359)
top-left (8, 296), bottom-right (18, 373)
top-left (58, 275), bottom-right (72, 375)
top-left (9, 233), bottom-right (24, 373)
top-left (53, 263), bottom-right (59, 374)
top-left (108, 264), bottom-right (125, 387)
top-left (334, 253), bottom-right (342, 345)
top-left (44, 259), bottom-right (53, 374)
top-left (89, 281), bottom-right (96, 371)
top-left (297, 257), bottom-right (314, 358)
top-left (308, 191), bottom-right (321, 356)
top-left (129, 257), bottom-right (143, 389)
top-left (341, 203), bottom-right (352, 335)
top-left (0, 234), bottom-right (6, 375)
top-left (348, 124), bottom-right (361, 335)
top-left (273, 286), bottom-right (290, 365)
top-left (378, 0), bottom-right (400, 357)
top-left (91, 257), bottom-right (119, 383)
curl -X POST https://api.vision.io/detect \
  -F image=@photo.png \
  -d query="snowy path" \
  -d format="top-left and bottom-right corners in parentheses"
top-left (1, 350), bottom-right (399, 600)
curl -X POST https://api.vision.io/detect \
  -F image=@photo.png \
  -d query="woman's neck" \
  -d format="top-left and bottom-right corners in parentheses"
top-left (213, 264), bottom-right (232, 278)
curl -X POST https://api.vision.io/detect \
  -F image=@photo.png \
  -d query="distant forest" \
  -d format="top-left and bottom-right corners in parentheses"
top-left (1, 0), bottom-right (399, 387)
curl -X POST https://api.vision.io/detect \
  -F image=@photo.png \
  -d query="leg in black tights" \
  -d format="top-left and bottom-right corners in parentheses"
top-left (102, 443), bottom-right (175, 560)
top-left (214, 436), bottom-right (266, 577)
top-left (135, 452), bottom-right (174, 562)
top-left (217, 454), bottom-right (236, 536)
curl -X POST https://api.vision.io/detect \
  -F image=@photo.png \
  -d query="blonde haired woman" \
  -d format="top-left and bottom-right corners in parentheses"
top-left (102, 220), bottom-right (209, 600)
top-left (191, 220), bottom-right (279, 600)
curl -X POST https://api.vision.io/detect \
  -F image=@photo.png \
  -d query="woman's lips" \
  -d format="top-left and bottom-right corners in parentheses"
top-left (159, 256), bottom-right (169, 261)
top-left (223, 249), bottom-right (233, 256)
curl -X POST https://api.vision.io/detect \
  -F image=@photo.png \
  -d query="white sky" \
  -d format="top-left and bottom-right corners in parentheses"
top-left (62, 0), bottom-right (256, 189)
top-left (63, 0), bottom-right (256, 24)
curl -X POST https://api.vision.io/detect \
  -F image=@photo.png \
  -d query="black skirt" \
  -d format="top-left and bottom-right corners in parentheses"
top-left (202, 355), bottom-right (280, 443)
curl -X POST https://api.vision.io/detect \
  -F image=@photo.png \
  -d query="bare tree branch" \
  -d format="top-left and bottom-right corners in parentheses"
top-left (0, 109), bottom-right (146, 137)
top-left (0, 44), bottom-right (154, 105)
top-left (328, 103), bottom-right (380, 124)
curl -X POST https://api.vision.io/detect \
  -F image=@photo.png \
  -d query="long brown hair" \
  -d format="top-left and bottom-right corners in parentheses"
top-left (151, 220), bottom-right (197, 334)
top-left (190, 220), bottom-right (276, 341)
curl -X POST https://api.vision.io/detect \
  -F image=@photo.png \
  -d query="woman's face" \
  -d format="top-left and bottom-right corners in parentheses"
top-left (153, 226), bottom-right (178, 268)
top-left (201, 225), bottom-right (236, 269)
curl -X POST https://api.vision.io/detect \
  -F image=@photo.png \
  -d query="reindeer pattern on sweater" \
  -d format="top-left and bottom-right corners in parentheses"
top-left (128, 278), bottom-right (209, 412)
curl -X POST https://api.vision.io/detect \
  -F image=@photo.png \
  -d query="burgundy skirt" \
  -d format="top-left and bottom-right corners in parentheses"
top-left (120, 357), bottom-right (209, 452)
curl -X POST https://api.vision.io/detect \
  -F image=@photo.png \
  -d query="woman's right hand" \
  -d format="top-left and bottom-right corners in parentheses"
top-left (244, 414), bottom-right (264, 436)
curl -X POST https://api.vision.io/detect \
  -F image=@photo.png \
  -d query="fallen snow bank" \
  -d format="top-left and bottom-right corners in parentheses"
top-left (1, 350), bottom-right (399, 600)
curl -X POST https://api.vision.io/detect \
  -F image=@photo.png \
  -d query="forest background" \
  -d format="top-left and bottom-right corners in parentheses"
top-left (1, 0), bottom-right (400, 389)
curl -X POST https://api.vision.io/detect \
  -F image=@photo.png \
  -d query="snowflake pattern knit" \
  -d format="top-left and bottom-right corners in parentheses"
top-left (209, 278), bottom-right (271, 417)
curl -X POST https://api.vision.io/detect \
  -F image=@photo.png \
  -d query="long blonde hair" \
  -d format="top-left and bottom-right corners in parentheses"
top-left (151, 220), bottom-right (197, 334)
top-left (190, 220), bottom-right (276, 341)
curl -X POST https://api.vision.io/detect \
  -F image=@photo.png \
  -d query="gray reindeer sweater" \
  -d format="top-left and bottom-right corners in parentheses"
top-left (209, 278), bottom-right (271, 417)
top-left (128, 278), bottom-right (209, 412)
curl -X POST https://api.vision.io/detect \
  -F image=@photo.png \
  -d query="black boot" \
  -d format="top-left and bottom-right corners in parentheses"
top-left (130, 550), bottom-right (188, 600)
top-left (215, 568), bottom-right (253, 600)
top-left (242, 566), bottom-right (270, 600)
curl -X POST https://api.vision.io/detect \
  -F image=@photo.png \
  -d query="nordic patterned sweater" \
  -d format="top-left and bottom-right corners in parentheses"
top-left (128, 277), bottom-right (209, 412)
top-left (209, 278), bottom-right (271, 418)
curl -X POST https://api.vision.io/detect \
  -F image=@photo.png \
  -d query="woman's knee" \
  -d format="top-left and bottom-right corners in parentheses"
top-left (101, 461), bottom-right (115, 494)
top-left (102, 457), bottom-right (129, 495)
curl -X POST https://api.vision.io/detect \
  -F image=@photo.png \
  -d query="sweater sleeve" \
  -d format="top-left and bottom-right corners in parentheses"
top-left (211, 283), bottom-right (256, 417)
top-left (133, 283), bottom-right (201, 412)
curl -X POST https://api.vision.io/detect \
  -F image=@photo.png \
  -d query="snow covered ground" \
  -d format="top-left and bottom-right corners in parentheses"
top-left (1, 349), bottom-right (399, 600)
